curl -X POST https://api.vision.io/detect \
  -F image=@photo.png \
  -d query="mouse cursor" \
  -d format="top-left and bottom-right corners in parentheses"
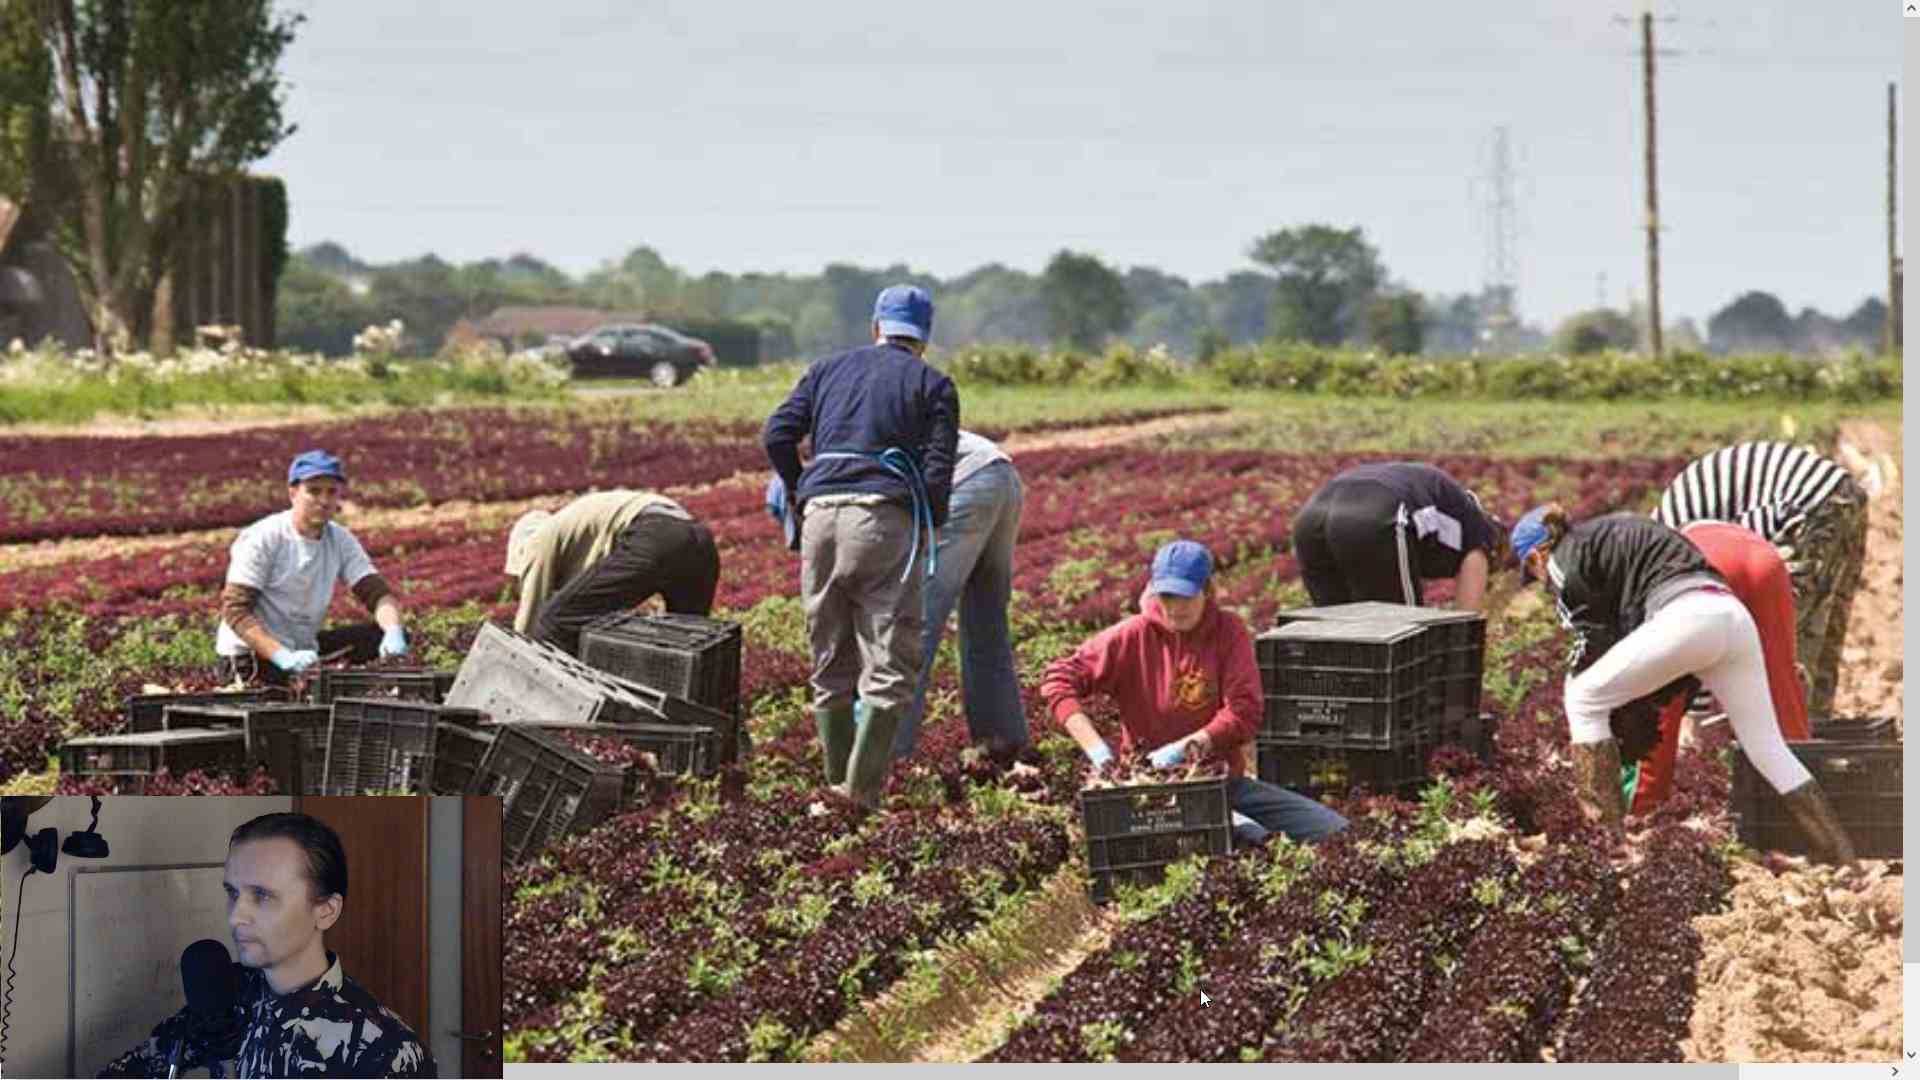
top-left (1199, 991), bottom-right (1211, 1007)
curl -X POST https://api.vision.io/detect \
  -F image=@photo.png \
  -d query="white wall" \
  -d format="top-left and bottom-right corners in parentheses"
top-left (0, 796), bottom-right (290, 1079)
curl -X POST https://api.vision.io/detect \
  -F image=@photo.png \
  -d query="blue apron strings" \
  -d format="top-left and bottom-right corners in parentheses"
top-left (813, 448), bottom-right (938, 582)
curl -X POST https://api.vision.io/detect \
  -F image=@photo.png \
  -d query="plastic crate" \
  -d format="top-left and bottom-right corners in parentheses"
top-left (579, 612), bottom-right (741, 719)
top-left (1810, 716), bottom-right (1897, 741)
top-left (1733, 739), bottom-right (1902, 859)
top-left (446, 622), bottom-right (729, 730)
top-left (1079, 777), bottom-right (1230, 839)
top-left (1262, 685), bottom-right (1430, 747)
top-left (469, 724), bottom-right (626, 864)
top-left (161, 703), bottom-right (333, 794)
top-left (59, 728), bottom-right (247, 793)
top-left (1087, 824), bottom-right (1233, 905)
top-left (125, 688), bottom-right (288, 734)
top-left (432, 724), bottom-right (495, 795)
top-left (312, 668), bottom-right (458, 705)
top-left (1271, 603), bottom-right (1485, 670)
top-left (1257, 735), bottom-right (1437, 799)
top-left (1428, 673), bottom-right (1484, 730)
top-left (1255, 620), bottom-right (1428, 675)
top-left (515, 720), bottom-right (725, 779)
top-left (323, 698), bottom-right (486, 795)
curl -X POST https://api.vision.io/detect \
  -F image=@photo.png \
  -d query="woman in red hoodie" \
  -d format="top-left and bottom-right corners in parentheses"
top-left (1041, 540), bottom-right (1349, 846)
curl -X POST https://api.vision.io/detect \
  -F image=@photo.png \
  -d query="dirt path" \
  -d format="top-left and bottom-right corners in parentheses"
top-left (1830, 419), bottom-right (1902, 727)
top-left (997, 409), bottom-right (1241, 453)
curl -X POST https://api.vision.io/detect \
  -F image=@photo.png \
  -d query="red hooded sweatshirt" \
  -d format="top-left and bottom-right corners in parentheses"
top-left (1040, 591), bottom-right (1263, 776)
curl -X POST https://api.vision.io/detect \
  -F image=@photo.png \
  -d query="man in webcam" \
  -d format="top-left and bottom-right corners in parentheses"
top-left (98, 813), bottom-right (436, 1078)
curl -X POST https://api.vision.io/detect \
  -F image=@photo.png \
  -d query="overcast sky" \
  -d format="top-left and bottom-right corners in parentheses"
top-left (259, 1), bottom-right (1900, 329)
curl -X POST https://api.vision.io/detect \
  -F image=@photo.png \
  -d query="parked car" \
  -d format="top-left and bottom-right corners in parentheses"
top-left (566, 323), bottom-right (715, 386)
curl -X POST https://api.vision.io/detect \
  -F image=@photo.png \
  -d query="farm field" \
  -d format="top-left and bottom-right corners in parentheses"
top-left (0, 386), bottom-right (1901, 1064)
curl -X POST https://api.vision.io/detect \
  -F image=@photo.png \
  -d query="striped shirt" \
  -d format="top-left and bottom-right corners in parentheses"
top-left (1653, 442), bottom-right (1851, 543)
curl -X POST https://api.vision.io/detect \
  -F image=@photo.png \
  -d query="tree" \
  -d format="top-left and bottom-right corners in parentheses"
top-left (8, 1), bottom-right (302, 352)
top-left (1246, 225), bottom-right (1384, 346)
top-left (1705, 290), bottom-right (1793, 355)
top-left (1040, 249), bottom-right (1132, 350)
top-left (1552, 308), bottom-right (1637, 356)
top-left (1364, 292), bottom-right (1425, 355)
top-left (1199, 271), bottom-right (1275, 344)
top-left (275, 255), bottom-right (375, 356)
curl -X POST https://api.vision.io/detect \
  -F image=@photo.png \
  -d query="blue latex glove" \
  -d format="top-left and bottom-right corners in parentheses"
top-left (270, 647), bottom-right (319, 673)
top-left (379, 626), bottom-right (409, 658)
top-left (1149, 740), bottom-right (1189, 769)
top-left (1085, 741), bottom-right (1114, 769)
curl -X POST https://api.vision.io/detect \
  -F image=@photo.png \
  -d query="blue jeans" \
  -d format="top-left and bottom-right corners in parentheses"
top-left (895, 460), bottom-right (1027, 760)
top-left (1226, 776), bottom-right (1349, 846)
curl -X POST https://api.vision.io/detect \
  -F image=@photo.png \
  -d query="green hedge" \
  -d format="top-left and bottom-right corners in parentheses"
top-left (934, 342), bottom-right (1900, 402)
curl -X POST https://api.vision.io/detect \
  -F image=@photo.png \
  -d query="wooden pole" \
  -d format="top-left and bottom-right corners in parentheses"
top-left (1643, 11), bottom-right (1663, 359)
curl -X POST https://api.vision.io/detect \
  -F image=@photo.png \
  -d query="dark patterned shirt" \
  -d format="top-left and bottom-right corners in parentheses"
top-left (98, 951), bottom-right (435, 1078)
top-left (1654, 441), bottom-right (1852, 542)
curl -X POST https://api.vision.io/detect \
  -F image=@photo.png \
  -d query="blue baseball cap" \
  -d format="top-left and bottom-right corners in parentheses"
top-left (287, 449), bottom-right (346, 486)
top-left (873, 284), bottom-right (934, 342)
top-left (765, 474), bottom-right (798, 547)
top-left (1149, 539), bottom-right (1213, 597)
top-left (1511, 505), bottom-right (1553, 583)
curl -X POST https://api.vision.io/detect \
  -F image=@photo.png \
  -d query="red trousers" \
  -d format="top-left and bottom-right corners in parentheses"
top-left (1630, 522), bottom-right (1809, 814)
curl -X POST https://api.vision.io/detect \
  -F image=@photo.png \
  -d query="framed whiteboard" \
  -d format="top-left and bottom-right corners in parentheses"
top-left (68, 863), bottom-right (230, 1079)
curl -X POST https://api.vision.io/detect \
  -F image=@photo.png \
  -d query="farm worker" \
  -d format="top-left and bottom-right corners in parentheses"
top-left (99, 812), bottom-right (436, 1078)
top-left (1625, 521), bottom-right (1808, 815)
top-left (503, 489), bottom-right (720, 656)
top-left (1654, 441), bottom-right (1867, 717)
top-left (1292, 462), bottom-right (1508, 611)
top-left (763, 284), bottom-right (960, 809)
top-left (1041, 539), bottom-right (1349, 847)
top-left (767, 429), bottom-right (1026, 763)
top-left (213, 450), bottom-right (411, 687)
top-left (1511, 504), bottom-right (1855, 864)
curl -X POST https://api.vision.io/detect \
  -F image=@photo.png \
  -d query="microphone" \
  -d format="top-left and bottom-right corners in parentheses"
top-left (168, 939), bottom-right (239, 1079)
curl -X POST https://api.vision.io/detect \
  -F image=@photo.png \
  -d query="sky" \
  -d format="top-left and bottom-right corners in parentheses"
top-left (258, 1), bottom-right (1901, 329)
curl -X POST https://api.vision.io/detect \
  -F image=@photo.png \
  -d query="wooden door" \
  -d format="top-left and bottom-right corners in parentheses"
top-left (462, 797), bottom-right (503, 1076)
top-left (293, 797), bottom-right (431, 1047)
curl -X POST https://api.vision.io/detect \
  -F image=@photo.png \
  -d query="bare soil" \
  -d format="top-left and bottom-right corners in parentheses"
top-left (1682, 859), bottom-right (1904, 1063)
top-left (1830, 420), bottom-right (1903, 728)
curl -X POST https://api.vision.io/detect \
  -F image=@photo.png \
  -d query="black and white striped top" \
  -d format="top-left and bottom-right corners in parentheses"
top-left (1653, 442), bottom-right (1852, 543)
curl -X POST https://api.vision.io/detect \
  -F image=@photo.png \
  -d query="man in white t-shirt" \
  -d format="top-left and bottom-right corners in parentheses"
top-left (214, 450), bottom-right (411, 686)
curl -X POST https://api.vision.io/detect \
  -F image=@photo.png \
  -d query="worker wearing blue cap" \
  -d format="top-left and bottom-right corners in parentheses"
top-left (213, 450), bottom-right (411, 685)
top-left (763, 285), bottom-right (960, 809)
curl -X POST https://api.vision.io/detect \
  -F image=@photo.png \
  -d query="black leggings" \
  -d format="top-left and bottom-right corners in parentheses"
top-left (1291, 479), bottom-right (1422, 607)
top-left (533, 513), bottom-right (721, 656)
top-left (215, 623), bottom-right (384, 687)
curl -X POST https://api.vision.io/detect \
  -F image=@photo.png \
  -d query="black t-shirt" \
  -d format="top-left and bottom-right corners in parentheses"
top-left (1544, 513), bottom-right (1720, 672)
top-left (1328, 462), bottom-right (1497, 578)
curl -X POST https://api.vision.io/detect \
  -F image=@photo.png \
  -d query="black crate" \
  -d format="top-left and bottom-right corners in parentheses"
top-left (1431, 647), bottom-right (1485, 679)
top-left (1265, 658), bottom-right (1427, 700)
top-left (125, 688), bottom-right (288, 734)
top-left (1733, 739), bottom-right (1902, 859)
top-left (1255, 620), bottom-right (1427, 674)
top-left (579, 612), bottom-right (741, 716)
top-left (1810, 716), bottom-right (1897, 742)
top-left (1087, 824), bottom-right (1233, 905)
top-left (522, 720), bottom-right (725, 779)
top-left (59, 728), bottom-right (247, 793)
top-left (470, 725), bottom-right (626, 864)
top-left (1080, 777), bottom-right (1230, 839)
top-left (433, 724), bottom-right (495, 795)
top-left (312, 668), bottom-right (458, 705)
top-left (1257, 736), bottom-right (1437, 799)
top-left (323, 698), bottom-right (487, 795)
top-left (161, 703), bottom-right (333, 794)
top-left (1428, 673), bottom-right (1484, 730)
top-left (447, 622), bottom-right (729, 733)
top-left (1270, 603), bottom-right (1485, 668)
top-left (1263, 686), bottom-right (1430, 747)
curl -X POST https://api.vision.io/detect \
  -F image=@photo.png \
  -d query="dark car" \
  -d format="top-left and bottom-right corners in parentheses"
top-left (566, 323), bottom-right (715, 386)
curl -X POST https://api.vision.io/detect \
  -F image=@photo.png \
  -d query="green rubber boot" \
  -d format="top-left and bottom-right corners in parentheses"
top-left (842, 705), bottom-right (903, 809)
top-left (815, 704), bottom-right (856, 787)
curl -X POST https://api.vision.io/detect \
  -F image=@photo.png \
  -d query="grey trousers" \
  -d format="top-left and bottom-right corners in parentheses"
top-left (802, 499), bottom-right (925, 713)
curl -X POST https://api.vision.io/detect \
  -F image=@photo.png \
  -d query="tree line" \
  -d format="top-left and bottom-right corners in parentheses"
top-left (281, 231), bottom-right (1893, 362)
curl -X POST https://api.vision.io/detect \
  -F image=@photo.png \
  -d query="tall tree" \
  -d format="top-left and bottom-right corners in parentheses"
top-left (1247, 225), bottom-right (1384, 346)
top-left (1040, 249), bottom-right (1132, 350)
top-left (1364, 292), bottom-right (1425, 356)
top-left (9, 1), bottom-right (302, 352)
top-left (1705, 290), bottom-right (1793, 355)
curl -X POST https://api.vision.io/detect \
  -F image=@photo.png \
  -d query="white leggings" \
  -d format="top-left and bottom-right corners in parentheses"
top-left (1564, 587), bottom-right (1814, 795)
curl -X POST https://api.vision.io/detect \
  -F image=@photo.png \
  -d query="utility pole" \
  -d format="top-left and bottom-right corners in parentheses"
top-left (1642, 11), bottom-right (1663, 359)
top-left (1889, 81), bottom-right (1901, 355)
